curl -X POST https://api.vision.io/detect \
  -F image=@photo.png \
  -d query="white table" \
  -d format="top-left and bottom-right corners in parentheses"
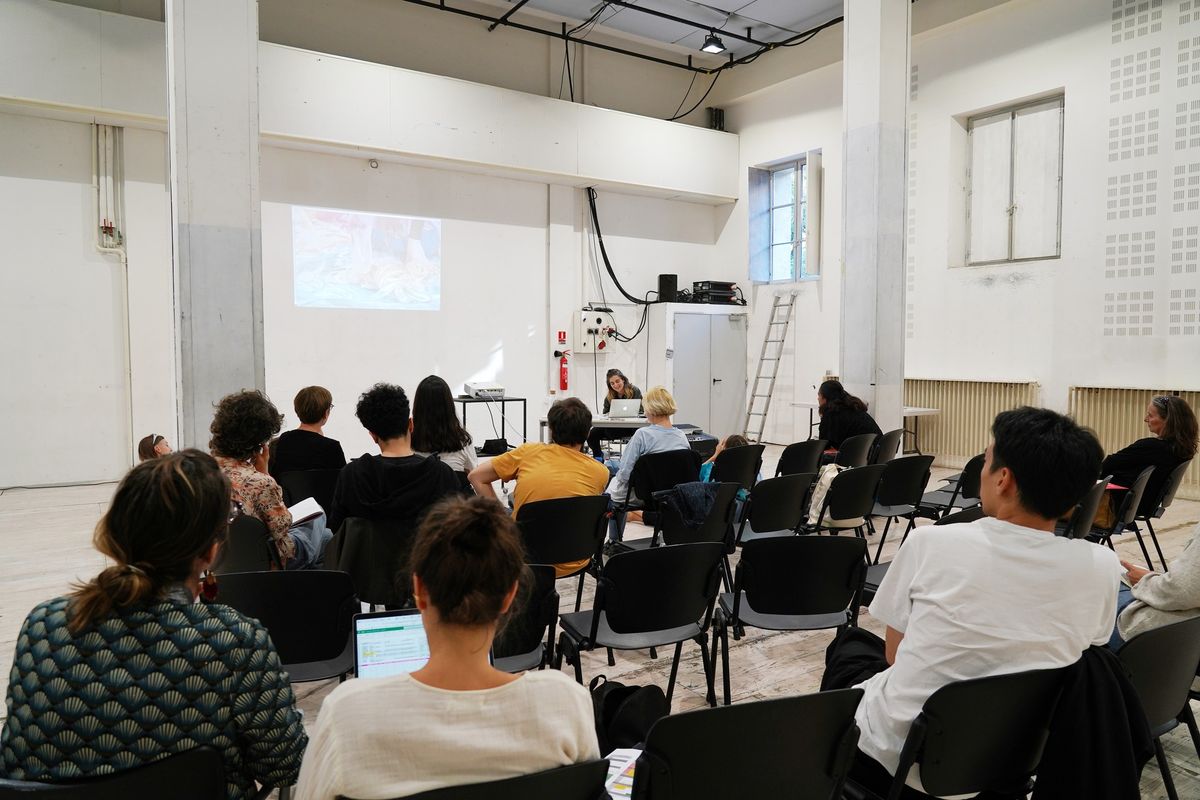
top-left (790, 403), bottom-right (940, 453)
top-left (538, 415), bottom-right (651, 443)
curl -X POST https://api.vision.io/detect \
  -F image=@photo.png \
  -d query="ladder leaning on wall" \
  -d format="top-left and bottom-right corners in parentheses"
top-left (743, 291), bottom-right (797, 443)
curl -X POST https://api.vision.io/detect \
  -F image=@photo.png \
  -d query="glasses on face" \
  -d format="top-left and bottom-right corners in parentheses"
top-left (229, 501), bottom-right (244, 524)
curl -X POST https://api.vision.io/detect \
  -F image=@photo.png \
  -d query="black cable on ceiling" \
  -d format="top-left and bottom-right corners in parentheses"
top-left (666, 70), bottom-right (720, 122)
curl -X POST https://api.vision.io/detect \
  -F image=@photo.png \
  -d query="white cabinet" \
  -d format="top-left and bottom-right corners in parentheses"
top-left (645, 303), bottom-right (748, 437)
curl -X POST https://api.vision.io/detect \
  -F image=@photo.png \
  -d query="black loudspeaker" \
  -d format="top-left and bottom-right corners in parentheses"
top-left (657, 273), bottom-right (678, 303)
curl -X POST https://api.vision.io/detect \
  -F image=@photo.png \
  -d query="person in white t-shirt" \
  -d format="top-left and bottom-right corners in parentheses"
top-left (295, 496), bottom-right (599, 800)
top-left (822, 406), bottom-right (1122, 799)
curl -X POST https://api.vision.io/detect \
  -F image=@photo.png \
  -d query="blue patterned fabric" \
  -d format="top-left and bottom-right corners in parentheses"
top-left (1, 596), bottom-right (307, 798)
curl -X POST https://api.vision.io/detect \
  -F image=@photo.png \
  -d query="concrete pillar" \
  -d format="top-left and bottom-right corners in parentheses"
top-left (840, 0), bottom-right (910, 434)
top-left (166, 0), bottom-right (264, 447)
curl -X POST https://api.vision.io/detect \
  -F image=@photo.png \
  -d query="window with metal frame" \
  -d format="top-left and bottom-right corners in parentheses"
top-left (749, 153), bottom-right (821, 283)
top-left (966, 96), bottom-right (1064, 266)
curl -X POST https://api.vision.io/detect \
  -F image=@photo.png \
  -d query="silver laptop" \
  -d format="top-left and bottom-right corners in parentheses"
top-left (353, 608), bottom-right (431, 678)
top-left (609, 399), bottom-right (643, 418)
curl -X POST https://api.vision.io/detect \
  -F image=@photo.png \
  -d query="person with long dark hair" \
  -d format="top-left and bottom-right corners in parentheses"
top-left (817, 379), bottom-right (882, 450)
top-left (411, 375), bottom-right (477, 473)
top-left (295, 497), bottom-right (597, 800)
top-left (137, 433), bottom-right (172, 461)
top-left (0, 452), bottom-right (307, 797)
top-left (586, 368), bottom-right (643, 458)
top-left (1101, 394), bottom-right (1197, 516)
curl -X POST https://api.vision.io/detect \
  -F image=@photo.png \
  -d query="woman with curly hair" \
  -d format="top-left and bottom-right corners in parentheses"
top-left (210, 390), bottom-right (331, 569)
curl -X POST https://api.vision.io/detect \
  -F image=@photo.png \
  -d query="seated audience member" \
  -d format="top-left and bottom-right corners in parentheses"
top-left (586, 368), bottom-right (644, 459)
top-left (137, 433), bottom-right (172, 461)
top-left (328, 382), bottom-right (459, 534)
top-left (468, 397), bottom-right (609, 576)
top-left (211, 390), bottom-right (331, 570)
top-left (817, 379), bottom-right (882, 451)
top-left (821, 407), bottom-right (1121, 798)
top-left (1100, 395), bottom-right (1197, 517)
top-left (295, 496), bottom-right (598, 800)
top-left (411, 375), bottom-right (477, 475)
top-left (0, 451), bottom-right (307, 797)
top-left (607, 386), bottom-right (691, 543)
top-left (1110, 520), bottom-right (1200, 649)
top-left (269, 385), bottom-right (347, 478)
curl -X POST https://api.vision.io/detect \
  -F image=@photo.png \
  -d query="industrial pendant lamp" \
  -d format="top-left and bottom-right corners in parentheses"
top-left (701, 31), bottom-right (726, 54)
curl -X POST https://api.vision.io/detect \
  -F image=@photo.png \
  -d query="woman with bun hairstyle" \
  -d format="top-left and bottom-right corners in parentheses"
top-left (296, 496), bottom-right (598, 800)
top-left (0, 451), bottom-right (307, 798)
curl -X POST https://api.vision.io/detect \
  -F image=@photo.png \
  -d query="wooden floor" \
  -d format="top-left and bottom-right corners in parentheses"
top-left (2, 448), bottom-right (1198, 798)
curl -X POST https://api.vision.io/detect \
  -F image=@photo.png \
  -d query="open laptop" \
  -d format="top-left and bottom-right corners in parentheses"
top-left (353, 608), bottom-right (431, 678)
top-left (609, 398), bottom-right (643, 418)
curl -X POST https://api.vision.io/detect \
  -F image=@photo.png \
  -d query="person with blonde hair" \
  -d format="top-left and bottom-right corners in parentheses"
top-left (0, 451), bottom-right (307, 797)
top-left (606, 386), bottom-right (691, 545)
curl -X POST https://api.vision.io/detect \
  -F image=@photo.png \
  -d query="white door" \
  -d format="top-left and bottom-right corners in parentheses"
top-left (672, 314), bottom-right (711, 430)
top-left (709, 314), bottom-right (748, 438)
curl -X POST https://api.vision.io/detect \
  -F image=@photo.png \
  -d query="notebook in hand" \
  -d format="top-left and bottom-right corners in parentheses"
top-left (287, 497), bottom-right (324, 526)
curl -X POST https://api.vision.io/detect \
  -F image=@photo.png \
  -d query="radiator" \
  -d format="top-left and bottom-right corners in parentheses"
top-left (903, 378), bottom-right (1041, 467)
top-left (1068, 387), bottom-right (1200, 502)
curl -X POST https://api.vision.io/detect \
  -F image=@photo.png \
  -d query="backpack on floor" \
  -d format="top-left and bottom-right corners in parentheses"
top-left (589, 675), bottom-right (669, 754)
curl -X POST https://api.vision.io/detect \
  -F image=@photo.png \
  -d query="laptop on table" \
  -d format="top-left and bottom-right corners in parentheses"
top-left (608, 399), bottom-right (643, 418)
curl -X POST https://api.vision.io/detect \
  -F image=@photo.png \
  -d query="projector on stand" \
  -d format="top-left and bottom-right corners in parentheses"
top-left (465, 382), bottom-right (506, 400)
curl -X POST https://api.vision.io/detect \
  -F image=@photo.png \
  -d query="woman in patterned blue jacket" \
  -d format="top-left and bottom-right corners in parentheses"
top-left (1, 450), bottom-right (307, 798)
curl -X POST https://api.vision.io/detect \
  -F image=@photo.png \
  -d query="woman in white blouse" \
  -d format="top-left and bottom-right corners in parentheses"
top-left (296, 496), bottom-right (598, 800)
top-left (410, 374), bottom-right (478, 475)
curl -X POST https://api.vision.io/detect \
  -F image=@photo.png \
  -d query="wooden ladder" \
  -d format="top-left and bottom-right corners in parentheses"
top-left (743, 292), bottom-right (797, 442)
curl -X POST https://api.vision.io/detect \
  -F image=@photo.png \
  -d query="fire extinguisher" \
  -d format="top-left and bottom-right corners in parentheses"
top-left (555, 349), bottom-right (570, 391)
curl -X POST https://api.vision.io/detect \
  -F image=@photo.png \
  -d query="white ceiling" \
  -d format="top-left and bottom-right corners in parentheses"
top-left (514, 0), bottom-right (844, 59)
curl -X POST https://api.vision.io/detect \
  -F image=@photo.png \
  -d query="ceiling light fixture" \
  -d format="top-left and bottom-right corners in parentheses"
top-left (701, 32), bottom-right (726, 54)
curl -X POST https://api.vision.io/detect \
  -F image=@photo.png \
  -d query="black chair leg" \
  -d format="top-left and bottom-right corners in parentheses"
top-left (720, 622), bottom-right (732, 706)
top-left (873, 517), bottom-right (893, 565)
top-left (607, 647), bottom-right (616, 666)
top-left (1154, 737), bottom-right (1179, 800)
top-left (575, 574), bottom-right (585, 612)
top-left (648, 646), bottom-right (657, 660)
top-left (1146, 519), bottom-right (1169, 572)
top-left (1130, 525), bottom-right (1156, 571)
top-left (665, 641), bottom-right (684, 705)
top-left (1182, 703), bottom-right (1200, 760)
top-left (720, 554), bottom-right (733, 594)
top-left (697, 633), bottom-right (715, 708)
top-left (708, 617), bottom-right (722, 702)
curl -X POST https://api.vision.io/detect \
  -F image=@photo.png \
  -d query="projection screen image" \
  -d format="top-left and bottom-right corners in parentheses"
top-left (292, 205), bottom-right (442, 310)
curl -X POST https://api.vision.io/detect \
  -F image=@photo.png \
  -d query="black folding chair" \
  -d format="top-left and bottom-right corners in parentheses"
top-left (276, 468), bottom-right (341, 512)
top-left (736, 473), bottom-right (815, 543)
top-left (326, 517), bottom-right (412, 609)
top-left (1088, 466), bottom-right (1156, 567)
top-left (214, 514), bottom-right (280, 574)
top-left (216, 570), bottom-right (357, 683)
top-left (835, 434), bottom-right (878, 468)
top-left (632, 690), bottom-right (864, 800)
top-left (1116, 615), bottom-right (1200, 800)
top-left (557, 542), bottom-right (723, 707)
top-left (870, 429), bottom-right (905, 465)
top-left (712, 536), bottom-right (866, 705)
top-left (1134, 459), bottom-right (1191, 571)
top-left (869, 455), bottom-right (934, 564)
top-left (1059, 476), bottom-right (1111, 540)
top-left (386, 759), bottom-right (611, 800)
top-left (863, 506), bottom-right (985, 605)
top-left (710, 443), bottom-right (765, 497)
top-left (845, 667), bottom-right (1066, 800)
top-left (616, 482), bottom-right (739, 553)
top-left (493, 564), bottom-right (559, 673)
top-left (614, 448), bottom-right (703, 534)
top-left (0, 747), bottom-right (225, 800)
top-left (808, 464), bottom-right (886, 549)
top-left (917, 453), bottom-right (984, 519)
top-left (516, 495), bottom-right (608, 611)
top-left (776, 439), bottom-right (827, 476)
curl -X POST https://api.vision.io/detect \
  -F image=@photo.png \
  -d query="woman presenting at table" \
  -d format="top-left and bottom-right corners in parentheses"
top-left (586, 368), bottom-right (643, 459)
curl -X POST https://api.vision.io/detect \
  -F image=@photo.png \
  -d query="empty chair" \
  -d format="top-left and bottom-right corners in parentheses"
top-left (325, 517), bottom-right (411, 608)
top-left (1059, 476), bottom-right (1111, 540)
top-left (557, 542), bottom-right (723, 706)
top-left (1088, 466), bottom-right (1157, 568)
top-left (1135, 459), bottom-right (1192, 570)
top-left (712, 536), bottom-right (866, 705)
top-left (515, 495), bottom-right (608, 611)
top-left (216, 570), bottom-right (357, 683)
top-left (835, 433), bottom-right (878, 468)
top-left (710, 443), bottom-right (766, 494)
top-left (736, 473), bottom-right (815, 543)
top-left (493, 564), bottom-right (558, 673)
top-left (776, 439), bottom-right (827, 477)
top-left (214, 514), bottom-right (279, 574)
top-left (0, 747), bottom-right (226, 800)
top-left (381, 760), bottom-right (611, 800)
top-left (808, 464), bottom-right (886, 545)
top-left (632, 690), bottom-right (864, 800)
top-left (1116, 615), bottom-right (1200, 800)
top-left (845, 667), bottom-right (1066, 800)
top-left (617, 482), bottom-right (739, 553)
top-left (917, 453), bottom-right (984, 519)
top-left (863, 505), bottom-right (984, 605)
top-left (870, 428), bottom-right (905, 465)
top-left (276, 467), bottom-right (342, 512)
top-left (870, 455), bottom-right (934, 564)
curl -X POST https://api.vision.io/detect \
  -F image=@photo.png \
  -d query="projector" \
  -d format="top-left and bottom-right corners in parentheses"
top-left (465, 382), bottom-right (505, 400)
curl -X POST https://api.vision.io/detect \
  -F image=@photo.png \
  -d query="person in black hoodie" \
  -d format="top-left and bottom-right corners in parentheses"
top-left (328, 383), bottom-right (459, 534)
top-left (817, 379), bottom-right (882, 450)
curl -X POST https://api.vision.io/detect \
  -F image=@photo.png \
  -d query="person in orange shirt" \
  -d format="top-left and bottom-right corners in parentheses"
top-left (468, 397), bottom-right (609, 576)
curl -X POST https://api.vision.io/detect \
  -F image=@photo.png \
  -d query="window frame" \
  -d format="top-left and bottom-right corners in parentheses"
top-left (965, 95), bottom-right (1065, 267)
top-left (749, 153), bottom-right (820, 284)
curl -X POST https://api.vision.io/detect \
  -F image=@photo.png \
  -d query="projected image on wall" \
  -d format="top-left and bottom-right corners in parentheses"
top-left (292, 205), bottom-right (442, 310)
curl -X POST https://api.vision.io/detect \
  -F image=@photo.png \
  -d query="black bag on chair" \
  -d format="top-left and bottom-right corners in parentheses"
top-left (589, 675), bottom-right (670, 754)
